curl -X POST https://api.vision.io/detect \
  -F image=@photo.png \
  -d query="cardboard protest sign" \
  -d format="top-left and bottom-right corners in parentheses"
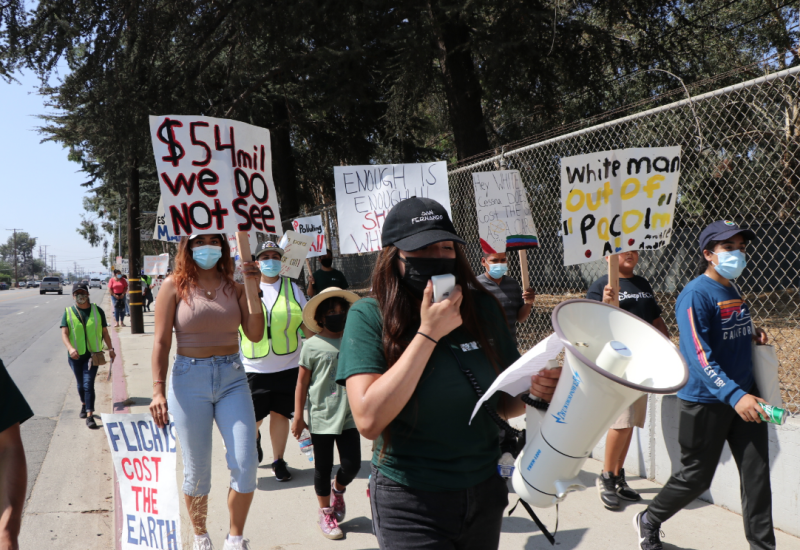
top-left (291, 215), bottom-right (326, 257)
top-left (560, 147), bottom-right (681, 266)
top-left (143, 254), bottom-right (169, 276)
top-left (472, 170), bottom-right (539, 254)
top-left (277, 231), bottom-right (314, 278)
top-left (101, 413), bottom-right (181, 550)
top-left (333, 162), bottom-right (450, 254)
top-left (152, 197), bottom-right (181, 243)
top-left (148, 115), bottom-right (283, 237)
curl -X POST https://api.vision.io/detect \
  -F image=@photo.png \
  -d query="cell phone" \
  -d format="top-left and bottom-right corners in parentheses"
top-left (430, 274), bottom-right (456, 303)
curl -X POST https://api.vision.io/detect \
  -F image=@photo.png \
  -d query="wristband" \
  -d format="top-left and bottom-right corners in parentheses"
top-left (153, 380), bottom-right (165, 387)
top-left (417, 332), bottom-right (438, 345)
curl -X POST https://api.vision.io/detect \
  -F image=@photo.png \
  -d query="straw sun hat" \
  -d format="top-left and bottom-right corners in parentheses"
top-left (302, 287), bottom-right (361, 333)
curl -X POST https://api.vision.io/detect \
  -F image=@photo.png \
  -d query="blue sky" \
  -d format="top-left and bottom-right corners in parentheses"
top-left (0, 70), bottom-right (109, 277)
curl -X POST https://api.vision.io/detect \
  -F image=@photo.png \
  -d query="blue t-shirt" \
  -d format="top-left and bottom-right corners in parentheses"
top-left (675, 275), bottom-right (754, 407)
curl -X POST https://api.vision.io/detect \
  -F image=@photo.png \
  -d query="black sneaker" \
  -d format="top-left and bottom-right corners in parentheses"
top-left (596, 472), bottom-right (620, 510)
top-left (616, 468), bottom-right (642, 501)
top-left (271, 458), bottom-right (292, 481)
top-left (633, 511), bottom-right (664, 550)
top-left (86, 416), bottom-right (99, 429)
top-left (256, 430), bottom-right (263, 464)
top-left (79, 405), bottom-right (87, 419)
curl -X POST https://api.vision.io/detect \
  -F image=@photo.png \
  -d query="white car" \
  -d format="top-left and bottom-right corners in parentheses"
top-left (90, 278), bottom-right (102, 289)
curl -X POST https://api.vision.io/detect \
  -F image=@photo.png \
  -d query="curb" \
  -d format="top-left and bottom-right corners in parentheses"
top-left (108, 309), bottom-right (129, 550)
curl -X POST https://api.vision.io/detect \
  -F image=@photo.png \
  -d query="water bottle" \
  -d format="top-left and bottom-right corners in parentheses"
top-left (298, 429), bottom-right (314, 461)
top-left (497, 452), bottom-right (515, 478)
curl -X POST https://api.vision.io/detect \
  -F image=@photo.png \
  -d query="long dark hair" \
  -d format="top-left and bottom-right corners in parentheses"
top-left (371, 243), bottom-right (502, 371)
top-left (172, 235), bottom-right (235, 303)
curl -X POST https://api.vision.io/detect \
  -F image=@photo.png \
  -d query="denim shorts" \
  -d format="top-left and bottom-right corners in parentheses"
top-left (168, 353), bottom-right (258, 496)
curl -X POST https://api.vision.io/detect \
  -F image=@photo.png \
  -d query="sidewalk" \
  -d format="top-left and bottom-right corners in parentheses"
top-left (116, 310), bottom-right (800, 550)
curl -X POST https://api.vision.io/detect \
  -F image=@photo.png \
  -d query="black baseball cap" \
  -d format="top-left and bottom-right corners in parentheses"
top-left (381, 197), bottom-right (465, 251)
top-left (699, 220), bottom-right (756, 252)
top-left (72, 282), bottom-right (89, 294)
top-left (255, 240), bottom-right (284, 260)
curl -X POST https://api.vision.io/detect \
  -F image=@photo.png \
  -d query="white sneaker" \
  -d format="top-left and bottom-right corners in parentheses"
top-left (193, 534), bottom-right (213, 550)
top-left (222, 537), bottom-right (251, 550)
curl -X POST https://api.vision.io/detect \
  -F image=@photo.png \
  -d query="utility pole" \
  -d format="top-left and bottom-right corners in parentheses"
top-left (5, 229), bottom-right (22, 287)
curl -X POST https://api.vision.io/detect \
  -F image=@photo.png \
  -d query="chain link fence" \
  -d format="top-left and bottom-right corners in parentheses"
top-left (300, 64), bottom-right (800, 414)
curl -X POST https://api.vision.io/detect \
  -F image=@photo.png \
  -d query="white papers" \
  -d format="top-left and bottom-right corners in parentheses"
top-left (469, 333), bottom-right (564, 424)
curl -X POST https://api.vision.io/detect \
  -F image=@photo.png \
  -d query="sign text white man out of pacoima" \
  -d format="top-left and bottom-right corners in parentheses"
top-left (148, 115), bottom-right (282, 237)
top-left (560, 147), bottom-right (681, 266)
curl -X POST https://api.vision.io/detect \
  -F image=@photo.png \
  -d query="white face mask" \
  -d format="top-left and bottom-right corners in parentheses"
top-left (75, 294), bottom-right (89, 305)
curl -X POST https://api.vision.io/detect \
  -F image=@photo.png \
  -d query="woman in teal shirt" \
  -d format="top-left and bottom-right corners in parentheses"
top-left (336, 197), bottom-right (561, 550)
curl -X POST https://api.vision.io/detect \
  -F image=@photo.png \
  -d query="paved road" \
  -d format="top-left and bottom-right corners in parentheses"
top-left (0, 288), bottom-right (106, 500)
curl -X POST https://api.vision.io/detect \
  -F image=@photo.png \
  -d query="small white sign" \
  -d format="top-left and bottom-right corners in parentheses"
top-left (472, 170), bottom-right (539, 254)
top-left (291, 215), bottom-right (326, 257)
top-left (143, 254), bottom-right (169, 275)
top-left (277, 230), bottom-right (314, 279)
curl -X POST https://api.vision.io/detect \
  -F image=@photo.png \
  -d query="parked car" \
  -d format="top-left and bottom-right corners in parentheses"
top-left (32, 281), bottom-right (40, 288)
top-left (0, 282), bottom-right (8, 290)
top-left (40, 276), bottom-right (63, 295)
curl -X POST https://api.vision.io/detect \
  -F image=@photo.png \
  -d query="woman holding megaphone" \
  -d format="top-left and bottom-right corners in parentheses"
top-left (149, 234), bottom-right (265, 550)
top-left (337, 197), bottom-right (561, 550)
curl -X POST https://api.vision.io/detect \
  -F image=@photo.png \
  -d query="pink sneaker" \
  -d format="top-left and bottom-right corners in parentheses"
top-left (318, 507), bottom-right (343, 540)
top-left (331, 482), bottom-right (346, 522)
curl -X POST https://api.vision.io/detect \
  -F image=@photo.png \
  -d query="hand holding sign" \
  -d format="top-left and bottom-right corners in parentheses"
top-left (278, 231), bottom-right (314, 279)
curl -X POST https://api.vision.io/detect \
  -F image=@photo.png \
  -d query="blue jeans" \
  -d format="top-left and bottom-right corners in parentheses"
top-left (369, 465), bottom-right (509, 550)
top-left (68, 354), bottom-right (98, 412)
top-left (111, 295), bottom-right (126, 323)
top-left (168, 354), bottom-right (258, 496)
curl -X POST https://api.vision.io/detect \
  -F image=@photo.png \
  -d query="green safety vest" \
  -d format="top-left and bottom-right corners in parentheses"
top-left (239, 277), bottom-right (303, 359)
top-left (65, 305), bottom-right (104, 355)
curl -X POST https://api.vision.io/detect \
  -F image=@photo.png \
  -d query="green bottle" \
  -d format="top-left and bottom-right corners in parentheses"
top-left (758, 403), bottom-right (786, 425)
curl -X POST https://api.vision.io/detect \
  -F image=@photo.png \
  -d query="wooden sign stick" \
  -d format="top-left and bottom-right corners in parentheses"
top-left (608, 253), bottom-right (620, 307)
top-left (235, 231), bottom-right (262, 314)
top-left (519, 249), bottom-right (531, 293)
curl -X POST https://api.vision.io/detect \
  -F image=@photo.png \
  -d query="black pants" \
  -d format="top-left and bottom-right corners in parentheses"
top-left (144, 288), bottom-right (153, 310)
top-left (369, 464), bottom-right (509, 550)
top-left (647, 398), bottom-right (775, 550)
top-left (310, 429), bottom-right (361, 497)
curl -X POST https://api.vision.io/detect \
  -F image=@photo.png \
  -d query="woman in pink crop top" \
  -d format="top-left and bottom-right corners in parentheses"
top-left (149, 234), bottom-right (264, 550)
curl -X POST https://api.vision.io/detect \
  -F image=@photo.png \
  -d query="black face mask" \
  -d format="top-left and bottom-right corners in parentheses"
top-left (399, 257), bottom-right (456, 300)
top-left (323, 313), bottom-right (346, 333)
top-left (320, 257), bottom-right (333, 268)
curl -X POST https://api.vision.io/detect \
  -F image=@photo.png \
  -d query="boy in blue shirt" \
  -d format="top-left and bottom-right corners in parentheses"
top-left (633, 221), bottom-right (774, 550)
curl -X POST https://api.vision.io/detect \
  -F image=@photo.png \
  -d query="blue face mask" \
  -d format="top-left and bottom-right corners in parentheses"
top-left (713, 250), bottom-right (746, 279)
top-left (259, 259), bottom-right (282, 277)
top-left (488, 263), bottom-right (508, 279)
top-left (192, 245), bottom-right (222, 270)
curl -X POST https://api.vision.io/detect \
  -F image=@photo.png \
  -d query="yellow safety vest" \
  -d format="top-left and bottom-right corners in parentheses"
top-left (65, 305), bottom-right (104, 355)
top-left (239, 278), bottom-right (303, 359)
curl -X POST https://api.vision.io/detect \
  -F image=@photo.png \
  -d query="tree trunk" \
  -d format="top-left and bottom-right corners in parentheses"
top-left (127, 161), bottom-right (144, 334)
top-left (271, 97), bottom-right (300, 229)
top-left (427, 1), bottom-right (490, 161)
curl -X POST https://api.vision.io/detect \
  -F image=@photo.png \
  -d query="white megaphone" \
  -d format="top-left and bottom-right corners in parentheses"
top-left (512, 299), bottom-right (688, 508)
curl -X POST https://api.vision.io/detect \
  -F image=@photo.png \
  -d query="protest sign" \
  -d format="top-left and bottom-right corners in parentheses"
top-left (560, 147), bottom-right (681, 266)
top-left (277, 231), bottom-right (314, 278)
top-left (152, 197), bottom-right (181, 243)
top-left (472, 170), bottom-right (539, 254)
top-left (101, 413), bottom-right (181, 550)
top-left (143, 254), bottom-right (169, 276)
top-left (148, 115), bottom-right (283, 238)
top-left (333, 162), bottom-right (450, 254)
top-left (291, 215), bottom-right (326, 257)
top-left (115, 257), bottom-right (130, 275)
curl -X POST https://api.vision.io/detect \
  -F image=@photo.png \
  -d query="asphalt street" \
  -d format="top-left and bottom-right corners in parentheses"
top-left (0, 287), bottom-right (107, 501)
